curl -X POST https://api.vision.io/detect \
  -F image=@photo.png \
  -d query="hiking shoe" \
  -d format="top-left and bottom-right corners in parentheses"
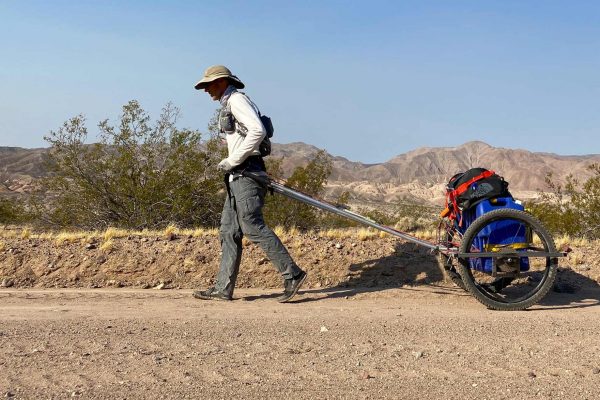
top-left (192, 287), bottom-right (232, 301)
top-left (278, 271), bottom-right (307, 303)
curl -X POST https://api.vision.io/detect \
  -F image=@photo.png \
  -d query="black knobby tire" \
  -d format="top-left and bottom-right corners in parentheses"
top-left (438, 223), bottom-right (467, 291)
top-left (448, 265), bottom-right (467, 291)
top-left (438, 253), bottom-right (467, 291)
top-left (456, 208), bottom-right (558, 311)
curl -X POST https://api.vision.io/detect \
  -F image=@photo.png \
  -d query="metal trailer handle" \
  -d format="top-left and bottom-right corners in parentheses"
top-left (241, 171), bottom-right (444, 252)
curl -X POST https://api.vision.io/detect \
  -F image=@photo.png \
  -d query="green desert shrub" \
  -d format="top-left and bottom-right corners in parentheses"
top-left (529, 164), bottom-right (600, 239)
top-left (42, 101), bottom-right (225, 229)
top-left (263, 150), bottom-right (332, 230)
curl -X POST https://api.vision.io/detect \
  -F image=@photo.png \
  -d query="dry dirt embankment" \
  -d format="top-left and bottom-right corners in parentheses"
top-left (0, 232), bottom-right (444, 290)
top-left (1, 231), bottom-right (599, 294)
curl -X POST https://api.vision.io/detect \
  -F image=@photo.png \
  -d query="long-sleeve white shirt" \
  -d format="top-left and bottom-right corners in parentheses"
top-left (220, 86), bottom-right (266, 168)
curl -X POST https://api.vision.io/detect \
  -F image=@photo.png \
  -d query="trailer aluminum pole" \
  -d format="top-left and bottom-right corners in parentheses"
top-left (242, 171), bottom-right (444, 252)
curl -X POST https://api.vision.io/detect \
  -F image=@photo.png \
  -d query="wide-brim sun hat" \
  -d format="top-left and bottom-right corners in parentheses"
top-left (194, 65), bottom-right (245, 90)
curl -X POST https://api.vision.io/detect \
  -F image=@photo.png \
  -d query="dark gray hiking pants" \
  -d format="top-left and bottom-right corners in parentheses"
top-left (214, 176), bottom-right (302, 296)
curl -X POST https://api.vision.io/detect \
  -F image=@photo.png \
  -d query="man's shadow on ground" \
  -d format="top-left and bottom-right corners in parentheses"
top-left (243, 241), bottom-right (466, 302)
top-left (244, 241), bottom-right (600, 309)
top-left (291, 241), bottom-right (466, 303)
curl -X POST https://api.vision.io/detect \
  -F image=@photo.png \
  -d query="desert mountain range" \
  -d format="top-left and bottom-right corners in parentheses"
top-left (273, 141), bottom-right (600, 206)
top-left (2, 141), bottom-right (600, 207)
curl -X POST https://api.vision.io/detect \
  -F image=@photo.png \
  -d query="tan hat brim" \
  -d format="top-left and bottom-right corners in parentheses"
top-left (194, 74), bottom-right (245, 90)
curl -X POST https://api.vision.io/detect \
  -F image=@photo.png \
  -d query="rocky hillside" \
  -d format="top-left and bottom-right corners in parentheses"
top-left (0, 147), bottom-right (47, 194)
top-left (2, 142), bottom-right (599, 206)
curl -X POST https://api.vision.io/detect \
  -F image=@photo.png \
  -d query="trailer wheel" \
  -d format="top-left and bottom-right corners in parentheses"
top-left (456, 209), bottom-right (558, 311)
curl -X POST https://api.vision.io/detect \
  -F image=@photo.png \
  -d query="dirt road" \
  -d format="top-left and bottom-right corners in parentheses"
top-left (1, 286), bottom-right (600, 399)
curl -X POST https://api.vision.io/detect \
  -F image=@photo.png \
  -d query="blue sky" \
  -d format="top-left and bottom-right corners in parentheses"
top-left (1, 0), bottom-right (599, 163)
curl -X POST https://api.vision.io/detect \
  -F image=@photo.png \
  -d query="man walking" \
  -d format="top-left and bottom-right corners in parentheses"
top-left (193, 65), bottom-right (307, 302)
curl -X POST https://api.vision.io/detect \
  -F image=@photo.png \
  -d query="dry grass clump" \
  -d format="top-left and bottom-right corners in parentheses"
top-left (205, 228), bottom-right (219, 236)
top-left (164, 224), bottom-right (178, 236)
top-left (557, 235), bottom-right (590, 248)
top-left (177, 228), bottom-right (197, 237)
top-left (0, 226), bottom-right (21, 239)
top-left (100, 239), bottom-right (114, 252)
top-left (526, 232), bottom-right (580, 249)
top-left (83, 232), bottom-right (99, 243)
top-left (103, 227), bottom-right (129, 241)
top-left (54, 231), bottom-right (88, 245)
top-left (317, 228), bottom-right (385, 241)
top-left (319, 229), bottom-right (348, 240)
top-left (178, 227), bottom-right (218, 237)
top-left (273, 226), bottom-right (286, 238)
top-left (160, 224), bottom-right (221, 239)
top-left (0, 241), bottom-right (5, 252)
top-left (570, 252), bottom-right (585, 265)
top-left (554, 235), bottom-right (570, 249)
top-left (412, 228), bottom-right (437, 241)
top-left (3, 227), bottom-right (38, 240)
top-left (263, 226), bottom-right (298, 244)
top-left (356, 228), bottom-right (378, 241)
